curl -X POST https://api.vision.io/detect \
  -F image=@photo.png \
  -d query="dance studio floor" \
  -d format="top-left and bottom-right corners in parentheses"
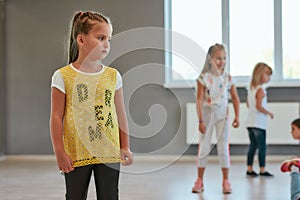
top-left (0, 155), bottom-right (290, 200)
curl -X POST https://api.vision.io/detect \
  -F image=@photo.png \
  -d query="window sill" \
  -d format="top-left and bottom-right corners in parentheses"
top-left (164, 80), bottom-right (300, 89)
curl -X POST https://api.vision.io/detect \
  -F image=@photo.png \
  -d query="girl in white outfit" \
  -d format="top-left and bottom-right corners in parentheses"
top-left (245, 62), bottom-right (274, 177)
top-left (192, 44), bottom-right (240, 194)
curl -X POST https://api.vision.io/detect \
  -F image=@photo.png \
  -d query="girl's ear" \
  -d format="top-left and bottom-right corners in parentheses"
top-left (76, 34), bottom-right (84, 48)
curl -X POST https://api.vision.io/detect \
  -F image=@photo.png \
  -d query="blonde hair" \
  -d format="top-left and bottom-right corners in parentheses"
top-left (68, 11), bottom-right (111, 63)
top-left (250, 62), bottom-right (272, 89)
top-left (201, 43), bottom-right (226, 74)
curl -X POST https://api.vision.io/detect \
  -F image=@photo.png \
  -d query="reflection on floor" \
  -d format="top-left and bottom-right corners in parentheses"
top-left (0, 155), bottom-right (290, 200)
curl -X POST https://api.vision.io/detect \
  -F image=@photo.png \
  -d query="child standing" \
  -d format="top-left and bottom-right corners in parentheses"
top-left (192, 43), bottom-right (240, 194)
top-left (245, 62), bottom-right (274, 177)
top-left (50, 11), bottom-right (133, 200)
top-left (280, 118), bottom-right (300, 200)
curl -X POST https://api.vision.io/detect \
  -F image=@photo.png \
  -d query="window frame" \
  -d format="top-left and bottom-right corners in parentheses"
top-left (164, 0), bottom-right (300, 88)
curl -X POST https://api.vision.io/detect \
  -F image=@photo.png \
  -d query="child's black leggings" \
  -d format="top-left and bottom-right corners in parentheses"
top-left (64, 163), bottom-right (120, 200)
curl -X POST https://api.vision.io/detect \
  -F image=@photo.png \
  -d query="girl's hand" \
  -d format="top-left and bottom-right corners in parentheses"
top-left (232, 117), bottom-right (240, 128)
top-left (198, 122), bottom-right (206, 134)
top-left (56, 151), bottom-right (74, 173)
top-left (269, 112), bottom-right (274, 119)
top-left (121, 149), bottom-right (133, 166)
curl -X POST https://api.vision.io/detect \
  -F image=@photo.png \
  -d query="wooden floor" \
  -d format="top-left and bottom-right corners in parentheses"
top-left (0, 155), bottom-right (291, 200)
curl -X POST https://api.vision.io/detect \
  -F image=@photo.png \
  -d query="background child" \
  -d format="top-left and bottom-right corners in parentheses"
top-left (192, 43), bottom-right (240, 194)
top-left (50, 11), bottom-right (133, 199)
top-left (281, 118), bottom-right (300, 200)
top-left (245, 62), bottom-right (274, 177)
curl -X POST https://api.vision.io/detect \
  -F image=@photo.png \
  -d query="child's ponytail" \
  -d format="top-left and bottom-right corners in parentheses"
top-left (68, 12), bottom-right (82, 64)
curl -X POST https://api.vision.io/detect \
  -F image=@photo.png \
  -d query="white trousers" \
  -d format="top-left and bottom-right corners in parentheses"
top-left (197, 106), bottom-right (230, 168)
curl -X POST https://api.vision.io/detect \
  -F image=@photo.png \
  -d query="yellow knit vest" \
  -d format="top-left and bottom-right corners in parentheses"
top-left (59, 65), bottom-right (121, 167)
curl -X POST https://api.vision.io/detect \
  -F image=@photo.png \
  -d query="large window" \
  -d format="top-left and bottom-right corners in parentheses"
top-left (282, 0), bottom-right (300, 79)
top-left (230, 0), bottom-right (274, 77)
top-left (169, 0), bottom-right (222, 82)
top-left (165, 0), bottom-right (300, 87)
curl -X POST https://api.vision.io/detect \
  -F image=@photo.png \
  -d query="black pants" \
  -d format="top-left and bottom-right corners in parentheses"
top-left (64, 163), bottom-right (120, 200)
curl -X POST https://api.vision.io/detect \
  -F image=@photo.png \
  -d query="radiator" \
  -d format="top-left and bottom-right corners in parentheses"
top-left (186, 102), bottom-right (299, 144)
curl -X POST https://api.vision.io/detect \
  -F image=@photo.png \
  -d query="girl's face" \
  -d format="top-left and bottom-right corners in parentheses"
top-left (80, 22), bottom-right (112, 61)
top-left (291, 124), bottom-right (300, 139)
top-left (210, 50), bottom-right (226, 74)
top-left (260, 68), bottom-right (271, 84)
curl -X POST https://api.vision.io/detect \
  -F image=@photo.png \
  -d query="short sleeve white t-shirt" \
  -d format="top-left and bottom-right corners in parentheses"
top-left (197, 71), bottom-right (234, 106)
top-left (51, 64), bottom-right (123, 93)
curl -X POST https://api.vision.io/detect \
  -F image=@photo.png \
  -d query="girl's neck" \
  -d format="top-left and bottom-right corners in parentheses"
top-left (210, 70), bottom-right (224, 76)
top-left (72, 60), bottom-right (103, 73)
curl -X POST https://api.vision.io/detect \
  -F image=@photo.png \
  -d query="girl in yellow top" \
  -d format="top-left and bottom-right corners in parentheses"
top-left (50, 11), bottom-right (133, 200)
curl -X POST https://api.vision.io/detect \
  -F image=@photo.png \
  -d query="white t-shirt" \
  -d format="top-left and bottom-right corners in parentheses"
top-left (245, 85), bottom-right (268, 130)
top-left (197, 71), bottom-right (234, 121)
top-left (197, 71), bottom-right (234, 107)
top-left (51, 64), bottom-right (123, 93)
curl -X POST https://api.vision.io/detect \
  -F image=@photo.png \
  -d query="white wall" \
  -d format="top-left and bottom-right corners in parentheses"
top-left (186, 102), bottom-right (299, 145)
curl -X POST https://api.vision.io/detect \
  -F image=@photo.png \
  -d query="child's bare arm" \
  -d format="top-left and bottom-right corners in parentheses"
top-left (115, 87), bottom-right (133, 166)
top-left (256, 88), bottom-right (274, 119)
top-left (230, 84), bottom-right (240, 128)
top-left (50, 87), bottom-right (74, 173)
top-left (196, 81), bottom-right (206, 133)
